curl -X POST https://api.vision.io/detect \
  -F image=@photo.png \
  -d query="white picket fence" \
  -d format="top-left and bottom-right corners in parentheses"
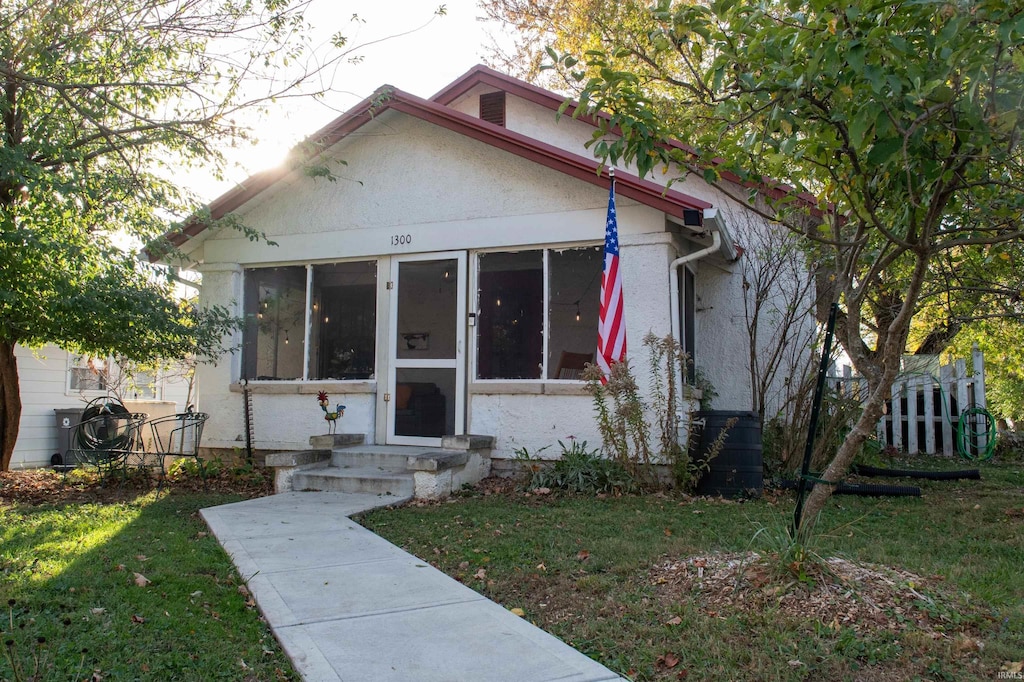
top-left (828, 346), bottom-right (987, 456)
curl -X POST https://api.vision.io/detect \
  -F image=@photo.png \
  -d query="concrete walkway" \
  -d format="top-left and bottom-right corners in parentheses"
top-left (201, 492), bottom-right (624, 682)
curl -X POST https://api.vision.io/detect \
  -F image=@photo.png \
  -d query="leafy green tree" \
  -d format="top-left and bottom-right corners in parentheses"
top-left (549, 0), bottom-right (1023, 524)
top-left (0, 0), bottom-right (443, 470)
top-left (488, 0), bottom-right (1024, 396)
top-left (953, 319), bottom-right (1024, 425)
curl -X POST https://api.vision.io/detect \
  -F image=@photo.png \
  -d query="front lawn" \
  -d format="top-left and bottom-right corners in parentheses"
top-left (1, 470), bottom-right (296, 681)
top-left (361, 461), bottom-right (1024, 681)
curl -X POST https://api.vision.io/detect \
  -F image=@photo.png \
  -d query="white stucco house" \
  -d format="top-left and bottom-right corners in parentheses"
top-left (164, 65), bottom-right (811, 479)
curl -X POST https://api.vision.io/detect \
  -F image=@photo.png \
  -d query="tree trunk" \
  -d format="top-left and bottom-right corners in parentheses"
top-left (0, 339), bottom-right (22, 471)
top-left (799, 379), bottom-right (892, 528)
top-left (800, 252), bottom-right (931, 530)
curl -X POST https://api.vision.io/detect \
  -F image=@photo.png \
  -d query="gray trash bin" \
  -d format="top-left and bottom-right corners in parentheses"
top-left (54, 408), bottom-right (85, 466)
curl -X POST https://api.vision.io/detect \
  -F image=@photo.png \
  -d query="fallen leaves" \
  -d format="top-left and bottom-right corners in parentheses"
top-left (656, 652), bottom-right (680, 669)
top-left (133, 573), bottom-right (151, 588)
top-left (0, 468), bottom-right (274, 506)
top-left (650, 551), bottom-right (976, 641)
top-left (576, 550), bottom-right (590, 562)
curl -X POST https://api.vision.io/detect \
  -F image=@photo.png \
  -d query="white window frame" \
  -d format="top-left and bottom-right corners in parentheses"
top-left (240, 259), bottom-right (379, 383)
top-left (471, 242), bottom-right (602, 383)
top-left (65, 355), bottom-right (162, 399)
top-left (66, 354), bottom-right (110, 396)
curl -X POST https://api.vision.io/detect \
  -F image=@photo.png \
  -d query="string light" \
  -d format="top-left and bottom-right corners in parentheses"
top-left (575, 300), bottom-right (581, 322)
top-left (284, 329), bottom-right (289, 345)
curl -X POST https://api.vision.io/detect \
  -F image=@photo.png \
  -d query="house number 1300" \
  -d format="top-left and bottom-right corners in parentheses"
top-left (391, 234), bottom-right (412, 246)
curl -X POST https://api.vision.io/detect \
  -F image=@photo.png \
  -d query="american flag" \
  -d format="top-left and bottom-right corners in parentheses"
top-left (597, 171), bottom-right (626, 381)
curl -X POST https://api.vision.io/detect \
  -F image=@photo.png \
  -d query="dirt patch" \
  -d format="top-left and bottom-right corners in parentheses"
top-left (650, 551), bottom-right (982, 640)
top-left (0, 467), bottom-right (274, 506)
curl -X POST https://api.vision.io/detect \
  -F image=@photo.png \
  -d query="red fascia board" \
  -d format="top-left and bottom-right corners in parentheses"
top-left (160, 85), bottom-right (711, 254)
top-left (435, 65), bottom-right (822, 214)
top-left (433, 65), bottom-right (612, 130)
top-left (386, 90), bottom-right (711, 213)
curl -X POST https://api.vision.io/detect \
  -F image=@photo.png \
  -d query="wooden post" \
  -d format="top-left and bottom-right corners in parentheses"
top-left (956, 358), bottom-right (970, 457)
top-left (906, 375), bottom-right (919, 454)
top-left (940, 362), bottom-right (954, 457)
top-left (891, 379), bottom-right (903, 452)
top-left (972, 343), bottom-right (987, 452)
top-left (923, 374), bottom-right (935, 455)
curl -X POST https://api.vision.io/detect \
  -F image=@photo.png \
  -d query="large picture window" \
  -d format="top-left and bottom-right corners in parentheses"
top-left (243, 261), bottom-right (377, 381)
top-left (476, 246), bottom-right (600, 381)
top-left (309, 262), bottom-right (376, 380)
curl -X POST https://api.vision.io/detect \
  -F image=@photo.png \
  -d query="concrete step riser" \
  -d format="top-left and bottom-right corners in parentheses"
top-left (331, 452), bottom-right (410, 471)
top-left (292, 472), bottom-right (414, 497)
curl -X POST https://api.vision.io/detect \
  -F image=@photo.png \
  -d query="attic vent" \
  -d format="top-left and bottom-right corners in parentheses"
top-left (683, 209), bottom-right (702, 227)
top-left (479, 91), bottom-right (506, 127)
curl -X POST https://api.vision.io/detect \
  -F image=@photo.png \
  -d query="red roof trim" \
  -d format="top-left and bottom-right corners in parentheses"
top-left (385, 91), bottom-right (710, 212)
top-left (433, 65), bottom-right (821, 211)
top-left (161, 82), bottom-right (711, 252)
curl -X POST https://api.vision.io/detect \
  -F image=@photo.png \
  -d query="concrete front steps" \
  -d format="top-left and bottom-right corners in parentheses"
top-left (265, 434), bottom-right (494, 500)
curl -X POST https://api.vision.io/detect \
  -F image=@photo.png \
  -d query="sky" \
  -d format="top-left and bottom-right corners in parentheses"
top-left (206, 0), bottom-right (513, 199)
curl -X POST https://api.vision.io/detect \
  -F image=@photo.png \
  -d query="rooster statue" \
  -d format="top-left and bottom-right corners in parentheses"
top-left (317, 391), bottom-right (346, 434)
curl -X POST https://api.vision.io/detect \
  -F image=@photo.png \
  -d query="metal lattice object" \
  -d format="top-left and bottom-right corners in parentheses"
top-left (145, 412), bottom-right (210, 486)
top-left (68, 410), bottom-right (148, 480)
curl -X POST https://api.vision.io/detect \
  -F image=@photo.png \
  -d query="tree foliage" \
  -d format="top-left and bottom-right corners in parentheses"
top-left (0, 0), bottom-right (442, 469)
top-left (542, 0), bottom-right (1023, 524)
top-left (488, 0), bottom-right (1024, 407)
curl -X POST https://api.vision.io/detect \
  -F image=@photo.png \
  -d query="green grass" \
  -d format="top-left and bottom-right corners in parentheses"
top-left (361, 461), bottom-right (1024, 681)
top-left (1, 491), bottom-right (296, 682)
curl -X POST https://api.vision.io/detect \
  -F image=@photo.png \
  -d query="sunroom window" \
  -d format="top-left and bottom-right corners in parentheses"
top-left (309, 262), bottom-right (376, 380)
top-left (242, 262), bottom-right (376, 381)
top-left (476, 246), bottom-right (600, 380)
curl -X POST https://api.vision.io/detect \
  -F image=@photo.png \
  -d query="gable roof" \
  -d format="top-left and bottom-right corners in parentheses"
top-left (435, 65), bottom-right (821, 212)
top-left (159, 68), bottom-right (714, 255)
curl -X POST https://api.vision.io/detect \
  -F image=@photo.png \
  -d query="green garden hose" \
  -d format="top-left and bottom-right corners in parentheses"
top-left (892, 372), bottom-right (997, 461)
top-left (956, 406), bottom-right (997, 461)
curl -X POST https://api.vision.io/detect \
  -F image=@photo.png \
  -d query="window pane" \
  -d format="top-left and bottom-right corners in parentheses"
top-left (309, 262), bottom-right (377, 380)
top-left (547, 247), bottom-right (601, 379)
top-left (395, 367), bottom-right (455, 437)
top-left (476, 251), bottom-right (543, 379)
top-left (396, 259), bottom-right (457, 360)
top-left (69, 356), bottom-right (106, 392)
top-left (683, 267), bottom-right (696, 384)
top-left (126, 370), bottom-right (158, 399)
top-left (243, 267), bottom-right (306, 380)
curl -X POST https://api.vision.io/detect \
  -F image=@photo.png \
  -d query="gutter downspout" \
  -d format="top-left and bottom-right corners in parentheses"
top-left (669, 219), bottom-right (722, 346)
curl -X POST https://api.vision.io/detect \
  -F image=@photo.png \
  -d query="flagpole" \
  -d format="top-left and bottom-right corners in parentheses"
top-left (597, 165), bottom-right (626, 383)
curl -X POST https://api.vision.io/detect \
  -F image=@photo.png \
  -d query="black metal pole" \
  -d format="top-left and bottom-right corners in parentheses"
top-left (792, 301), bottom-right (839, 534)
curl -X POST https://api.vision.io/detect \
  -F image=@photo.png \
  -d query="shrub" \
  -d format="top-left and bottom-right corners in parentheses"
top-left (583, 333), bottom-right (710, 492)
top-left (516, 438), bottom-right (635, 494)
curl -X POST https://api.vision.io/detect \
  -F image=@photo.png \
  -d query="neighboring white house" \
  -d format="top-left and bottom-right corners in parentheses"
top-left (9, 345), bottom-right (192, 469)
top-left (163, 66), bottom-right (812, 463)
